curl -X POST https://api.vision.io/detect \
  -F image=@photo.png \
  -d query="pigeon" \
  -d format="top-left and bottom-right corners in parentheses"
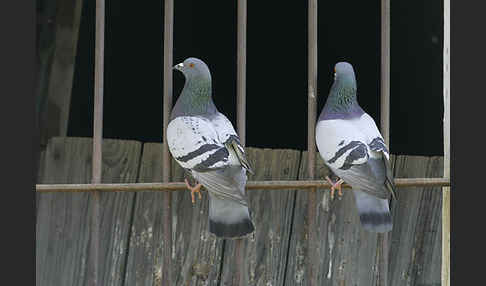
top-left (315, 62), bottom-right (397, 233)
top-left (167, 57), bottom-right (255, 239)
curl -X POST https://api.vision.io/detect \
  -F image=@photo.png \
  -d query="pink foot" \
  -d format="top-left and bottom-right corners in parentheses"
top-left (325, 176), bottom-right (344, 200)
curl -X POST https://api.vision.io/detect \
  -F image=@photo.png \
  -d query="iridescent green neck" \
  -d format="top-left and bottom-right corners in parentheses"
top-left (171, 75), bottom-right (217, 119)
top-left (320, 78), bottom-right (363, 120)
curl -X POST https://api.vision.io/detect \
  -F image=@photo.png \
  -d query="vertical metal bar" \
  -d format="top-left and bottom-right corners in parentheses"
top-left (442, 0), bottom-right (450, 284)
top-left (380, 0), bottom-right (390, 146)
top-left (162, 0), bottom-right (174, 283)
top-left (89, 0), bottom-right (105, 285)
top-left (379, 0), bottom-right (391, 285)
top-left (307, 0), bottom-right (317, 183)
top-left (307, 0), bottom-right (318, 285)
top-left (237, 0), bottom-right (247, 146)
top-left (234, 0), bottom-right (247, 284)
top-left (162, 0), bottom-right (174, 182)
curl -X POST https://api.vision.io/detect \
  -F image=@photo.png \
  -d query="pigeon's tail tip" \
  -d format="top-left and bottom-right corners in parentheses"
top-left (208, 195), bottom-right (255, 239)
top-left (209, 217), bottom-right (255, 239)
top-left (359, 211), bottom-right (393, 233)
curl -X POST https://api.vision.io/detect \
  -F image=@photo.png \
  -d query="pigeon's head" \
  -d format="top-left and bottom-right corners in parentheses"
top-left (173, 57), bottom-right (211, 80)
top-left (333, 62), bottom-right (356, 84)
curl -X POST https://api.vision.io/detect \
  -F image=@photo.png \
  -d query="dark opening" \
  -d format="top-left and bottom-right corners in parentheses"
top-left (68, 0), bottom-right (443, 155)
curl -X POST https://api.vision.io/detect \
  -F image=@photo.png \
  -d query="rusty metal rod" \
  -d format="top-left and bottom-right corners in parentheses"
top-left (162, 0), bottom-right (173, 183)
top-left (307, 0), bottom-right (318, 284)
top-left (36, 178), bottom-right (451, 192)
top-left (234, 0), bottom-right (248, 284)
top-left (380, 0), bottom-right (391, 147)
top-left (307, 1), bottom-right (318, 179)
top-left (237, 0), bottom-right (247, 147)
top-left (378, 0), bottom-right (391, 283)
top-left (162, 0), bottom-right (174, 283)
top-left (88, 0), bottom-right (105, 285)
top-left (442, 0), bottom-right (450, 284)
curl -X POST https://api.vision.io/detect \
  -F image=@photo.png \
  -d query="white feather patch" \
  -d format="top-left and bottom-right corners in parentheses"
top-left (167, 116), bottom-right (226, 170)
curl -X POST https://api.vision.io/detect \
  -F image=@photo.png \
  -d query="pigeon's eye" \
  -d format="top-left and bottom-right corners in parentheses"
top-left (334, 68), bottom-right (336, 73)
top-left (189, 63), bottom-right (195, 68)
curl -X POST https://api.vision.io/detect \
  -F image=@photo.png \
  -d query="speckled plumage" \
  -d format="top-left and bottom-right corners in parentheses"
top-left (316, 62), bottom-right (396, 233)
top-left (167, 58), bottom-right (255, 238)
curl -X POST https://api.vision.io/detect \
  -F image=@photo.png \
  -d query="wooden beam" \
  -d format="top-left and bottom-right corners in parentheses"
top-left (88, 0), bottom-right (104, 285)
top-left (43, 0), bottom-right (84, 141)
top-left (442, 0), bottom-right (450, 285)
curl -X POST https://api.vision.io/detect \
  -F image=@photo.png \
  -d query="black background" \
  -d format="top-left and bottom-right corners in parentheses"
top-left (68, 0), bottom-right (443, 155)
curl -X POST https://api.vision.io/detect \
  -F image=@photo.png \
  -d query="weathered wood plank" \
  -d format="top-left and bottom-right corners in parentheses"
top-left (36, 137), bottom-right (142, 286)
top-left (36, 149), bottom-right (47, 216)
top-left (37, 0), bottom-right (58, 148)
top-left (220, 148), bottom-right (302, 285)
top-left (124, 143), bottom-right (224, 286)
top-left (388, 156), bottom-right (443, 286)
top-left (43, 0), bottom-right (83, 141)
top-left (285, 152), bottom-right (396, 285)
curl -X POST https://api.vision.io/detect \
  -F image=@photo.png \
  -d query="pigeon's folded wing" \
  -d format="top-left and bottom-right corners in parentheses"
top-left (355, 113), bottom-right (396, 199)
top-left (212, 113), bottom-right (253, 174)
top-left (316, 117), bottom-right (390, 199)
top-left (167, 116), bottom-right (230, 172)
top-left (193, 166), bottom-right (248, 205)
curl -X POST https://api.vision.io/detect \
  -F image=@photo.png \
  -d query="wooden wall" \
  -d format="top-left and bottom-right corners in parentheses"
top-left (36, 137), bottom-right (443, 286)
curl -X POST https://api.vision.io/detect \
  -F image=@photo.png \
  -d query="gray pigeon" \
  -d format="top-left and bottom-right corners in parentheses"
top-left (167, 57), bottom-right (255, 238)
top-left (315, 62), bottom-right (397, 233)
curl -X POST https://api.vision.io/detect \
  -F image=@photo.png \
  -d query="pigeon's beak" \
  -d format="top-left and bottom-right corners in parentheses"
top-left (173, 63), bottom-right (184, 71)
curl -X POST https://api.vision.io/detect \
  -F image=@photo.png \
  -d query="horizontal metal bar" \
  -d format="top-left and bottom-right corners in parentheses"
top-left (36, 178), bottom-right (450, 193)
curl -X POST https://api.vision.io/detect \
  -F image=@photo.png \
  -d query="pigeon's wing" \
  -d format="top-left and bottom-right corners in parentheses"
top-left (167, 114), bottom-right (249, 202)
top-left (316, 115), bottom-right (393, 232)
top-left (167, 115), bottom-right (230, 172)
top-left (187, 114), bottom-right (254, 237)
top-left (356, 113), bottom-right (397, 199)
top-left (315, 116), bottom-right (390, 199)
top-left (211, 113), bottom-right (253, 174)
top-left (193, 166), bottom-right (248, 205)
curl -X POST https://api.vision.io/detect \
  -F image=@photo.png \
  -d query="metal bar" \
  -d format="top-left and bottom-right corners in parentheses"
top-left (162, 2), bottom-right (174, 183)
top-left (307, 0), bottom-right (317, 180)
top-left (88, 0), bottom-right (105, 285)
top-left (237, 0), bottom-right (247, 146)
top-left (234, 0), bottom-right (248, 284)
top-left (442, 0), bottom-right (450, 284)
top-left (379, 0), bottom-right (391, 284)
top-left (36, 178), bottom-right (451, 193)
top-left (380, 0), bottom-right (391, 146)
top-left (162, 0), bottom-right (174, 283)
top-left (307, 0), bottom-right (318, 284)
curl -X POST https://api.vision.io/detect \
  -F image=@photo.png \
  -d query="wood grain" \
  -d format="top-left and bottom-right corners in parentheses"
top-left (36, 139), bottom-right (444, 286)
top-left (124, 143), bottom-right (224, 286)
top-left (388, 156), bottom-right (443, 286)
top-left (220, 148), bottom-right (302, 285)
top-left (285, 152), bottom-right (396, 286)
top-left (36, 137), bottom-right (141, 286)
top-left (43, 0), bottom-right (84, 140)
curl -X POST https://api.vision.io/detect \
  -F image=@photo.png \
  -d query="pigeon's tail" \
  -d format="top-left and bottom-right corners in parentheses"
top-left (353, 189), bottom-right (392, 233)
top-left (192, 167), bottom-right (255, 239)
top-left (208, 195), bottom-right (255, 239)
